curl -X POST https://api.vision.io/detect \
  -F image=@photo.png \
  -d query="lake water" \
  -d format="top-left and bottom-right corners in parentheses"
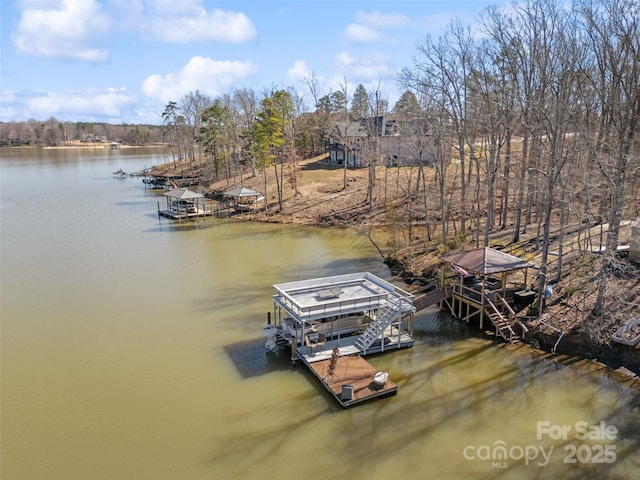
top-left (1, 148), bottom-right (639, 480)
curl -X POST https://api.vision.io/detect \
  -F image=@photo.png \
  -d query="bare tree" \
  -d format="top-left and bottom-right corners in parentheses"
top-left (179, 90), bottom-right (212, 170)
top-left (401, 21), bottom-right (476, 238)
top-left (480, 3), bottom-right (545, 244)
top-left (302, 72), bottom-right (325, 156)
top-left (233, 88), bottom-right (259, 178)
top-left (336, 76), bottom-right (351, 191)
top-left (577, 0), bottom-right (640, 316)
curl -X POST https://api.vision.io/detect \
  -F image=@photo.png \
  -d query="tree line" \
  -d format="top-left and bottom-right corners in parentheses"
top-left (159, 83), bottom-right (416, 212)
top-left (399, 0), bottom-right (639, 316)
top-left (0, 119), bottom-right (164, 146)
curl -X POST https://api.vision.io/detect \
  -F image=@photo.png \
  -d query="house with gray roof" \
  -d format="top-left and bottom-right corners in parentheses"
top-left (327, 115), bottom-right (437, 168)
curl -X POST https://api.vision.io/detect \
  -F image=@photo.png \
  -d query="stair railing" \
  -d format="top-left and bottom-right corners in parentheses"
top-left (496, 293), bottom-right (528, 340)
top-left (355, 297), bottom-right (402, 353)
top-left (486, 298), bottom-right (516, 342)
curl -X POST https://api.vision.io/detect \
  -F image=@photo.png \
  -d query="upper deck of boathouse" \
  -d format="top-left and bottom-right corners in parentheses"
top-left (272, 272), bottom-right (415, 323)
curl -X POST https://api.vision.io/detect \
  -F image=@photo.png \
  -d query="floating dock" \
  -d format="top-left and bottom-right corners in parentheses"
top-left (296, 335), bottom-right (409, 407)
top-left (304, 351), bottom-right (397, 407)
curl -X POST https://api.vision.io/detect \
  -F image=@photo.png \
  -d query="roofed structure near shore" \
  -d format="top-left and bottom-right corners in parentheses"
top-left (439, 247), bottom-right (537, 343)
top-left (439, 247), bottom-right (535, 275)
top-left (158, 188), bottom-right (214, 219)
top-left (267, 271), bottom-right (416, 407)
top-left (164, 188), bottom-right (204, 201)
top-left (223, 187), bottom-right (265, 212)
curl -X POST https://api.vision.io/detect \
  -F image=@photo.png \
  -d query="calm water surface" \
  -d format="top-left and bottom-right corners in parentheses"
top-left (1, 148), bottom-right (639, 479)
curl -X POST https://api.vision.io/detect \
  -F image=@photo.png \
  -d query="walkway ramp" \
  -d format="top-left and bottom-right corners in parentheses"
top-left (414, 286), bottom-right (452, 312)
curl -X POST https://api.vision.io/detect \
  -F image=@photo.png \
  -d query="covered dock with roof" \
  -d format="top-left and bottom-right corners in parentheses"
top-left (270, 272), bottom-right (415, 353)
top-left (265, 272), bottom-right (415, 407)
top-left (158, 188), bottom-right (215, 219)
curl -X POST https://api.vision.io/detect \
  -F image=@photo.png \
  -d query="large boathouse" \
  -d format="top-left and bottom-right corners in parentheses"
top-left (264, 272), bottom-right (416, 407)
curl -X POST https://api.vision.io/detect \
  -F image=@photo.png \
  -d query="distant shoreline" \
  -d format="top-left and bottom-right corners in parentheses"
top-left (44, 143), bottom-right (168, 150)
top-left (1, 142), bottom-right (168, 150)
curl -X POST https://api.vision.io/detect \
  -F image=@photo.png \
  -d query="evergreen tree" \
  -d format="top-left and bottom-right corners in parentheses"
top-left (252, 90), bottom-right (295, 211)
top-left (392, 90), bottom-right (422, 118)
top-left (199, 99), bottom-right (231, 181)
top-left (351, 84), bottom-right (370, 119)
top-left (329, 91), bottom-right (348, 113)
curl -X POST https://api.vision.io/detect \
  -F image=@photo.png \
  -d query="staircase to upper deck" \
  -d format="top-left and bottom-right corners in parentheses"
top-left (354, 298), bottom-right (403, 353)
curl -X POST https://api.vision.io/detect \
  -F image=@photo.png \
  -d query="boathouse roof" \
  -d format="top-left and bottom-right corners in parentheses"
top-left (273, 272), bottom-right (414, 323)
top-left (223, 187), bottom-right (263, 198)
top-left (163, 188), bottom-right (204, 200)
top-left (439, 247), bottom-right (534, 275)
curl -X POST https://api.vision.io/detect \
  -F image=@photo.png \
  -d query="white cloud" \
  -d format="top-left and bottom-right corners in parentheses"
top-left (287, 60), bottom-right (312, 82)
top-left (146, 1), bottom-right (257, 43)
top-left (142, 56), bottom-right (257, 104)
top-left (11, 0), bottom-right (110, 62)
top-left (344, 24), bottom-right (385, 44)
top-left (0, 91), bottom-right (19, 123)
top-left (4, 87), bottom-right (138, 121)
top-left (344, 10), bottom-right (410, 44)
top-left (334, 52), bottom-right (391, 81)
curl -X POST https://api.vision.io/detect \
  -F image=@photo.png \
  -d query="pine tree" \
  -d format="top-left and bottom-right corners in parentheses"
top-left (351, 84), bottom-right (370, 119)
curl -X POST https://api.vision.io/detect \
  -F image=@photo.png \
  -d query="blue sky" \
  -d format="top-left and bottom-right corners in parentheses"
top-left (0, 0), bottom-right (504, 125)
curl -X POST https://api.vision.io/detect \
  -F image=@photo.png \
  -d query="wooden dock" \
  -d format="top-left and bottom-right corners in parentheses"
top-left (303, 353), bottom-right (397, 407)
top-left (292, 332), bottom-right (410, 407)
top-left (158, 209), bottom-right (215, 220)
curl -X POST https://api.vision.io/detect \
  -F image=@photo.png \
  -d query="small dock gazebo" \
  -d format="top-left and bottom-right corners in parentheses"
top-left (223, 187), bottom-right (265, 212)
top-left (439, 247), bottom-right (536, 342)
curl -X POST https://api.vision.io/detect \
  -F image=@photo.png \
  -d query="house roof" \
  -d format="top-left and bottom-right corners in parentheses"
top-left (332, 120), bottom-right (369, 138)
top-left (439, 247), bottom-right (534, 275)
top-left (223, 187), bottom-right (263, 198)
top-left (163, 188), bottom-right (204, 200)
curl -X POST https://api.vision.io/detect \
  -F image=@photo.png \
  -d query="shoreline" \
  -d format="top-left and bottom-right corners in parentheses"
top-left (2, 143), bottom-right (168, 150)
top-left (261, 219), bottom-right (640, 380)
top-left (526, 326), bottom-right (640, 378)
top-left (256, 208), bottom-right (640, 379)
top-left (396, 261), bottom-right (640, 379)
top-left (141, 156), bottom-right (640, 380)
top-left (457, 318), bottom-right (640, 387)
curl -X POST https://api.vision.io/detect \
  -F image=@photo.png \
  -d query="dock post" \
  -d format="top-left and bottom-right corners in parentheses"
top-left (267, 312), bottom-right (271, 325)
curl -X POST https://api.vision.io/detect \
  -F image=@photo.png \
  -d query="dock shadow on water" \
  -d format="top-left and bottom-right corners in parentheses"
top-left (222, 338), bottom-right (295, 379)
